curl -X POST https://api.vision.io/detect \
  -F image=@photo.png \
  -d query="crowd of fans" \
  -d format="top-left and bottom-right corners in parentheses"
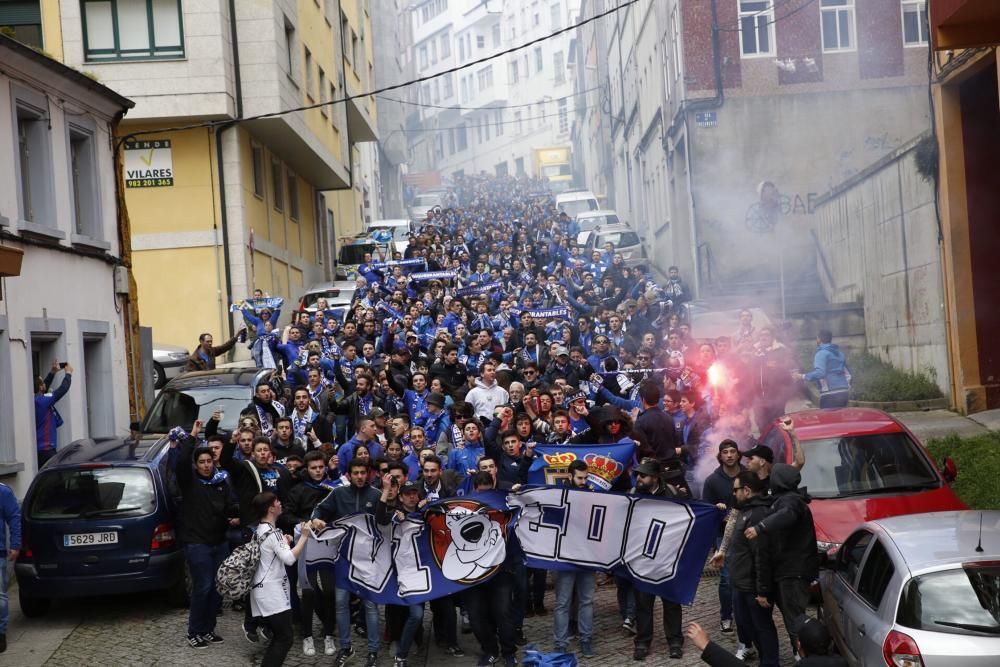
top-left (167, 174), bottom-right (847, 667)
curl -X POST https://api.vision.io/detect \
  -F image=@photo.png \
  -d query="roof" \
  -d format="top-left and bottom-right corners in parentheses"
top-left (873, 511), bottom-right (1000, 572)
top-left (786, 407), bottom-right (904, 441)
top-left (165, 367), bottom-right (264, 390)
top-left (44, 435), bottom-right (168, 467)
top-left (576, 210), bottom-right (618, 218)
top-left (0, 34), bottom-right (134, 111)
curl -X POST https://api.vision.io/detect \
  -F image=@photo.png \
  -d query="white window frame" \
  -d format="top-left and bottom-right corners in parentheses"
top-left (738, 0), bottom-right (776, 59)
top-left (820, 0), bottom-right (856, 53)
top-left (901, 0), bottom-right (928, 47)
top-left (12, 87), bottom-right (57, 234)
top-left (441, 32), bottom-right (451, 58)
top-left (670, 5), bottom-right (682, 82)
top-left (66, 119), bottom-right (103, 243)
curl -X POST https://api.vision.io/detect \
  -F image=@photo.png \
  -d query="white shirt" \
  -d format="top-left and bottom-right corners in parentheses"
top-left (250, 523), bottom-right (297, 617)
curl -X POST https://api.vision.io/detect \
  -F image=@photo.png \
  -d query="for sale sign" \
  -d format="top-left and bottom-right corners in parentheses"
top-left (124, 139), bottom-right (174, 188)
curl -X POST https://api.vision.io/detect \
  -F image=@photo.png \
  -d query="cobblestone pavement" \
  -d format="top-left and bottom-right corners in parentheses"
top-left (10, 572), bottom-right (796, 667)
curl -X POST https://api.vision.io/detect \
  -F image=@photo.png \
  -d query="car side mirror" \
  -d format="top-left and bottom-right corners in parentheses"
top-left (129, 420), bottom-right (141, 433)
top-left (942, 456), bottom-right (958, 483)
top-left (818, 546), bottom-right (839, 570)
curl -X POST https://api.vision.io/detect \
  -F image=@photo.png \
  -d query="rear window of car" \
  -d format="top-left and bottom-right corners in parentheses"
top-left (796, 432), bottom-right (940, 499)
top-left (29, 468), bottom-right (156, 520)
top-left (338, 244), bottom-right (375, 264)
top-left (599, 231), bottom-right (640, 248)
top-left (897, 565), bottom-right (1000, 636)
top-left (142, 385), bottom-right (249, 433)
top-left (300, 289), bottom-right (353, 310)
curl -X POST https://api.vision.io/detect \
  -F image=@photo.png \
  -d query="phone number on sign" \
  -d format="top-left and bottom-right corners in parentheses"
top-left (126, 178), bottom-right (174, 188)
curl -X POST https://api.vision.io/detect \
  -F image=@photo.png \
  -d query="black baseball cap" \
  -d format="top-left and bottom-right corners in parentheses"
top-left (742, 444), bottom-right (774, 463)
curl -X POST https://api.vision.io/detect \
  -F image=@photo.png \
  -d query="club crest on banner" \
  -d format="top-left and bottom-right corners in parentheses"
top-left (427, 499), bottom-right (509, 584)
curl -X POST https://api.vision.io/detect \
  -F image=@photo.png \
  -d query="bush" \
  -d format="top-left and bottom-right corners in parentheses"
top-left (926, 433), bottom-right (1000, 510)
top-left (797, 347), bottom-right (942, 402)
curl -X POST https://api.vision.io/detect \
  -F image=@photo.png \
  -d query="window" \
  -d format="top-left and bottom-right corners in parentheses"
top-left (460, 77), bottom-right (469, 102)
top-left (81, 0), bottom-right (183, 60)
top-left (495, 109), bottom-right (503, 136)
top-left (515, 111), bottom-right (523, 134)
top-left (477, 65), bottom-right (493, 90)
top-left (284, 19), bottom-right (295, 74)
top-left (318, 67), bottom-right (327, 116)
top-left (476, 34), bottom-right (485, 49)
top-left (0, 1), bottom-right (43, 48)
top-left (550, 3), bottom-right (561, 30)
top-left (421, 83), bottom-right (430, 105)
top-left (29, 468), bottom-right (156, 519)
top-left (443, 74), bottom-right (453, 99)
top-left (15, 101), bottom-right (54, 227)
top-left (898, 564), bottom-right (1000, 636)
top-left (329, 82), bottom-right (337, 126)
top-left (535, 46), bottom-right (544, 72)
top-left (553, 50), bottom-right (565, 83)
top-left (558, 98), bottom-right (568, 134)
top-left (857, 539), bottom-right (894, 608)
top-left (432, 78), bottom-right (440, 103)
top-left (441, 32), bottom-right (451, 58)
top-left (515, 156), bottom-right (525, 176)
top-left (838, 530), bottom-right (873, 586)
top-left (484, 119), bottom-right (490, 141)
top-left (430, 39), bottom-right (437, 64)
top-left (456, 123), bottom-right (468, 151)
top-left (251, 145), bottom-right (265, 198)
top-left (419, 45), bottom-right (428, 69)
top-left (447, 129), bottom-right (456, 155)
top-left (492, 23), bottom-right (500, 47)
top-left (509, 59), bottom-right (519, 83)
top-left (434, 135), bottom-right (444, 160)
top-left (821, 0), bottom-right (855, 52)
top-left (477, 124), bottom-right (483, 144)
top-left (671, 6), bottom-right (682, 81)
top-left (271, 158), bottom-right (284, 212)
top-left (902, 1), bottom-right (928, 46)
top-left (341, 12), bottom-right (351, 64)
top-left (287, 173), bottom-right (299, 220)
top-left (523, 53), bottom-right (530, 78)
top-left (739, 1), bottom-right (775, 57)
top-left (350, 29), bottom-right (359, 67)
top-left (69, 126), bottom-right (100, 239)
top-left (458, 36), bottom-right (465, 61)
top-left (533, 12), bottom-right (540, 26)
top-left (304, 47), bottom-right (314, 98)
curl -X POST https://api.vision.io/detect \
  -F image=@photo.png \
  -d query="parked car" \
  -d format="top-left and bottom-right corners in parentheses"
top-left (367, 219), bottom-right (412, 257)
top-left (576, 224), bottom-right (648, 268)
top-left (335, 235), bottom-right (395, 280)
top-left (151, 342), bottom-right (189, 389)
top-left (408, 191), bottom-right (445, 221)
top-left (297, 280), bottom-right (357, 314)
top-left (575, 209), bottom-right (621, 232)
top-left (759, 408), bottom-right (966, 551)
top-left (555, 189), bottom-right (599, 220)
top-left (820, 511), bottom-right (1000, 666)
top-left (15, 367), bottom-right (270, 616)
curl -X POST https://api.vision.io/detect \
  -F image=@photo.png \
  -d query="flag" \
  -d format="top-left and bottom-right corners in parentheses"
top-left (525, 306), bottom-right (570, 320)
top-left (411, 270), bottom-right (457, 281)
top-left (528, 442), bottom-right (635, 491)
top-left (509, 487), bottom-right (721, 604)
top-left (457, 281), bottom-right (502, 297)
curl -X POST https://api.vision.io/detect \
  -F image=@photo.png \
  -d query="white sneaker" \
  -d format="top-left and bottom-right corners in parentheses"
top-left (303, 637), bottom-right (316, 657)
top-left (734, 644), bottom-right (756, 661)
top-left (324, 635), bottom-right (337, 656)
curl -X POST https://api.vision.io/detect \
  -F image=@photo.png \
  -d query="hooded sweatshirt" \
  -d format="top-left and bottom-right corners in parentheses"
top-left (802, 343), bottom-right (850, 394)
top-left (753, 463), bottom-right (819, 580)
top-left (465, 377), bottom-right (510, 421)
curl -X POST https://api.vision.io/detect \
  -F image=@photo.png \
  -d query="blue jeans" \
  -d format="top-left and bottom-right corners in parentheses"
top-left (553, 570), bottom-right (594, 649)
top-left (185, 542), bottom-right (229, 637)
top-left (0, 556), bottom-right (8, 634)
top-left (335, 586), bottom-right (380, 653)
top-left (397, 604), bottom-right (424, 658)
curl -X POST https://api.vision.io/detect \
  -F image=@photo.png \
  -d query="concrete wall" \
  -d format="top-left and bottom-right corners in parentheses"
top-left (812, 136), bottom-right (950, 397)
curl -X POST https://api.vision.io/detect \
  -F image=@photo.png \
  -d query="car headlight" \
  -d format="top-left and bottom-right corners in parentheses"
top-left (816, 540), bottom-right (840, 553)
top-left (168, 352), bottom-right (189, 360)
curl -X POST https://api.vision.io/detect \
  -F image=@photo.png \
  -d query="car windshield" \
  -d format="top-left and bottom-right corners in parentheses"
top-left (142, 386), bottom-right (248, 434)
top-left (897, 565), bottom-right (1000, 636)
top-left (338, 244), bottom-right (374, 264)
top-left (578, 215), bottom-right (618, 231)
top-left (798, 432), bottom-right (940, 498)
top-left (370, 226), bottom-right (410, 241)
top-left (300, 289), bottom-right (353, 310)
top-left (559, 199), bottom-right (598, 218)
top-left (29, 468), bottom-right (156, 520)
top-left (598, 230), bottom-right (641, 248)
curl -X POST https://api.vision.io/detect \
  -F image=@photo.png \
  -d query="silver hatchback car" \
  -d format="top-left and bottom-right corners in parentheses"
top-left (821, 511), bottom-right (1000, 666)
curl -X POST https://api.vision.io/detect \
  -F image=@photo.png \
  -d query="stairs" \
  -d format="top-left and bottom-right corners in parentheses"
top-left (702, 262), bottom-right (828, 320)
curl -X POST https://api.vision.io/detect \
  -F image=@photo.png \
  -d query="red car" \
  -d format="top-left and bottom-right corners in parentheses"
top-left (758, 408), bottom-right (965, 551)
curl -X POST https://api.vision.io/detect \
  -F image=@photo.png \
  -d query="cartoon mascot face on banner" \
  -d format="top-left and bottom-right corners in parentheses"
top-left (428, 499), bottom-right (509, 583)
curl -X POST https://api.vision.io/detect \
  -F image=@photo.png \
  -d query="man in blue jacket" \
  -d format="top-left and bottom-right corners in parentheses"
top-left (797, 330), bottom-right (850, 408)
top-left (0, 480), bottom-right (21, 652)
top-left (35, 362), bottom-right (72, 467)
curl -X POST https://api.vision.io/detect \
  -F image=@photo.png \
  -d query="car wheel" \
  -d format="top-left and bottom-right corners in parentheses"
top-left (166, 558), bottom-right (190, 608)
top-left (18, 589), bottom-right (50, 617)
top-left (153, 362), bottom-right (166, 389)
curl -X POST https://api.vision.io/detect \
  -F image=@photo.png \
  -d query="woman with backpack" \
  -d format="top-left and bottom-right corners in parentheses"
top-left (251, 491), bottom-right (312, 667)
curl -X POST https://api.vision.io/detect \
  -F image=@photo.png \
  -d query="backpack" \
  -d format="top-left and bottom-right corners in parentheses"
top-left (215, 527), bottom-right (273, 599)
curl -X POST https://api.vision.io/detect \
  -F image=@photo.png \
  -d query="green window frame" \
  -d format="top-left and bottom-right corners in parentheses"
top-left (80, 0), bottom-right (184, 61)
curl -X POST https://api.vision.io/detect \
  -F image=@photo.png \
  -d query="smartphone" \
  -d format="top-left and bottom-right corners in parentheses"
top-left (59, 362), bottom-right (68, 369)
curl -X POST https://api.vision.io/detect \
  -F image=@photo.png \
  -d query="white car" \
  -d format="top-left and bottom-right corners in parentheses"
top-left (152, 342), bottom-right (189, 389)
top-left (577, 224), bottom-right (647, 268)
top-left (555, 189), bottom-right (599, 220)
top-left (408, 192), bottom-right (445, 221)
top-left (367, 219), bottom-right (412, 257)
top-left (575, 209), bottom-right (621, 232)
top-left (297, 281), bottom-right (357, 315)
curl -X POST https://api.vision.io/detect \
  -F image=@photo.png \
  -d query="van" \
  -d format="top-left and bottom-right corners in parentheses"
top-left (555, 190), bottom-right (599, 220)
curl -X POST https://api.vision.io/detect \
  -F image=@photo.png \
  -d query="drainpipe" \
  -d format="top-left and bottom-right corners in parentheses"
top-left (215, 0), bottom-right (244, 338)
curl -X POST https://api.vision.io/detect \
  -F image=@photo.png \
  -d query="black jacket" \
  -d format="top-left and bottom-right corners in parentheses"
top-left (311, 482), bottom-right (381, 522)
top-left (171, 438), bottom-right (238, 545)
top-left (754, 464), bottom-right (819, 580)
top-left (429, 360), bottom-right (468, 394)
top-left (728, 495), bottom-right (774, 595)
top-left (633, 407), bottom-right (680, 466)
top-left (220, 440), bottom-right (293, 527)
top-left (281, 477), bottom-right (334, 531)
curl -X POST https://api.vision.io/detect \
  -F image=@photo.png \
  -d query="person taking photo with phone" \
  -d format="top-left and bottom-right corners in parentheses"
top-left (35, 361), bottom-right (72, 467)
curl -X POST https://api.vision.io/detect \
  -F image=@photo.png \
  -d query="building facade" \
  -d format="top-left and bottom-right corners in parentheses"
top-left (372, 0), bottom-right (413, 218)
top-left (0, 34), bottom-right (134, 494)
top-left (45, 0), bottom-right (377, 351)
top-left (406, 0), bottom-right (581, 183)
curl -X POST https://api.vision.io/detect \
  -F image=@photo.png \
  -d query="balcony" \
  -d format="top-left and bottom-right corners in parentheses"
top-left (932, 0), bottom-right (1000, 49)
